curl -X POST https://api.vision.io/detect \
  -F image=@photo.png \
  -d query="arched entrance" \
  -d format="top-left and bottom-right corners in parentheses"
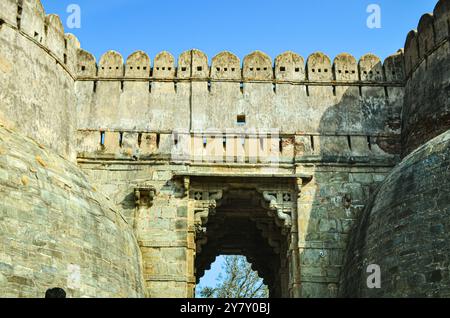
top-left (183, 175), bottom-right (309, 298)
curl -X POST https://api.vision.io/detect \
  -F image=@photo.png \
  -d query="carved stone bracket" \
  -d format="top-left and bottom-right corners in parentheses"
top-left (260, 190), bottom-right (295, 234)
top-left (190, 188), bottom-right (225, 254)
top-left (191, 189), bottom-right (224, 235)
top-left (134, 186), bottom-right (157, 208)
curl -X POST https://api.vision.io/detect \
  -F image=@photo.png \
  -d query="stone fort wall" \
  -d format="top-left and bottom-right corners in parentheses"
top-left (402, 1), bottom-right (450, 156)
top-left (0, 0), bottom-right (449, 298)
top-left (340, 0), bottom-right (450, 297)
top-left (0, 0), bottom-right (81, 160)
top-left (75, 49), bottom-right (405, 161)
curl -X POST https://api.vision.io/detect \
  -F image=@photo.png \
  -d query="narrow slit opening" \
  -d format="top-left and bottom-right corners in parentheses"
top-left (367, 136), bottom-right (372, 151)
top-left (100, 131), bottom-right (105, 146)
top-left (138, 133), bottom-right (142, 147)
top-left (119, 132), bottom-right (124, 148)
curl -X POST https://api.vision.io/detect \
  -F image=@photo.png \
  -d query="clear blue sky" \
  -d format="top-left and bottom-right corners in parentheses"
top-left (39, 0), bottom-right (438, 293)
top-left (41, 0), bottom-right (438, 63)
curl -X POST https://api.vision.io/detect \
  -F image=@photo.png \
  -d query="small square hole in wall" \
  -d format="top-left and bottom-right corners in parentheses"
top-left (197, 66), bottom-right (202, 71)
top-left (237, 114), bottom-right (246, 125)
top-left (182, 67), bottom-right (187, 72)
top-left (81, 66), bottom-right (86, 71)
top-left (280, 67), bottom-right (286, 72)
top-left (295, 68), bottom-right (300, 72)
top-left (231, 68), bottom-right (236, 72)
top-left (224, 68), bottom-right (228, 71)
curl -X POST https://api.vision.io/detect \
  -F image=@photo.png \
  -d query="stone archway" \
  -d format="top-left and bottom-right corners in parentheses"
top-left (194, 188), bottom-right (288, 297)
top-left (180, 175), bottom-right (312, 298)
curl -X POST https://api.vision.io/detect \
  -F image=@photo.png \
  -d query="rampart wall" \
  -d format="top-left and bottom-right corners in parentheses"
top-left (402, 0), bottom-right (450, 156)
top-left (0, 0), bottom-right (81, 160)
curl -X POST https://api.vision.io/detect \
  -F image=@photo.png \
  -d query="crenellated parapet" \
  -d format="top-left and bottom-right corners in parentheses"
top-left (75, 48), bottom-right (405, 87)
top-left (403, 0), bottom-right (449, 78)
top-left (0, 0), bottom-right (84, 160)
top-left (401, 0), bottom-right (450, 157)
top-left (0, 0), bottom-right (82, 77)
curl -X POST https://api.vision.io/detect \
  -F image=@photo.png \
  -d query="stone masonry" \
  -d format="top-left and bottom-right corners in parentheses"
top-left (0, 0), bottom-right (449, 298)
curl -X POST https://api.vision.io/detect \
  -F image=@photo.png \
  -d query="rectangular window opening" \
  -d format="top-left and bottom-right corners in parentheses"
top-left (237, 114), bottom-right (246, 125)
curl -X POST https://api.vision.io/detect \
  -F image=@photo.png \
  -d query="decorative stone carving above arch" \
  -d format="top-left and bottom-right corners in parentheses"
top-left (259, 190), bottom-right (294, 234)
top-left (191, 189), bottom-right (224, 234)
